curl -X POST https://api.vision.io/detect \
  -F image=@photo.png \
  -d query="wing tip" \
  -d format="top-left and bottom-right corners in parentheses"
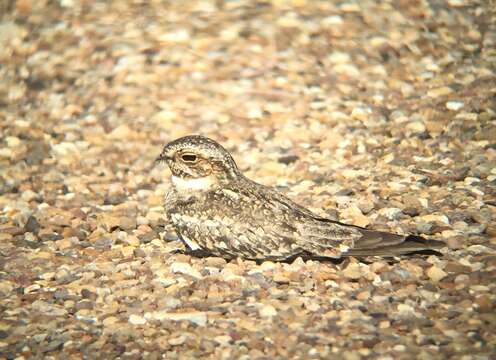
top-left (345, 232), bottom-right (446, 257)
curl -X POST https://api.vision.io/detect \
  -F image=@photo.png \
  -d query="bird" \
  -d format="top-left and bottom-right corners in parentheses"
top-left (156, 135), bottom-right (444, 261)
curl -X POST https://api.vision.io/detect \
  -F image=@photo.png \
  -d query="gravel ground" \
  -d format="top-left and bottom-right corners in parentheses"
top-left (1, 0), bottom-right (495, 359)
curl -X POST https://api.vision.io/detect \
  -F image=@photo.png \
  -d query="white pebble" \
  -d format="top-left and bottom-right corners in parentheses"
top-left (129, 314), bottom-right (147, 325)
top-left (446, 101), bottom-right (464, 111)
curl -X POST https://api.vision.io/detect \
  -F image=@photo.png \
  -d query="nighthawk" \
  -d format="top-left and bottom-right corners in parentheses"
top-left (156, 135), bottom-right (444, 261)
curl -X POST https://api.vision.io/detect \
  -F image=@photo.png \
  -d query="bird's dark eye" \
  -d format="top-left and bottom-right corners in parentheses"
top-left (181, 154), bottom-right (197, 162)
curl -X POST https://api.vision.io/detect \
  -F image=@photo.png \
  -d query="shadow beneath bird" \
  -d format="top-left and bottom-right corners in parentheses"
top-left (257, 248), bottom-right (442, 266)
top-left (170, 242), bottom-right (443, 265)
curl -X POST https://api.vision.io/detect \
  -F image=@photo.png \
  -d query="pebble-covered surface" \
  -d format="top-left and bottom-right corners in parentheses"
top-left (1, 0), bottom-right (495, 359)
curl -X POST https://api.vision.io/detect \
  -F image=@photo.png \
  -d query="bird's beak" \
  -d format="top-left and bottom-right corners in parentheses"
top-left (155, 153), bottom-right (172, 164)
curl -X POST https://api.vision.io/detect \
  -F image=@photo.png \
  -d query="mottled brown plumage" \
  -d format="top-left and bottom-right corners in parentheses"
top-left (157, 135), bottom-right (444, 260)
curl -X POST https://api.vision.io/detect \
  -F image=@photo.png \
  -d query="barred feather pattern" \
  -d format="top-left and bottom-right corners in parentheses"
top-left (166, 175), bottom-right (366, 260)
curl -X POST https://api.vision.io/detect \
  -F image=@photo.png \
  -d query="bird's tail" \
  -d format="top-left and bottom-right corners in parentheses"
top-left (345, 230), bottom-right (445, 257)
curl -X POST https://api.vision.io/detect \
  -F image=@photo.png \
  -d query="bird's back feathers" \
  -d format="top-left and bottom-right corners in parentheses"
top-left (166, 174), bottom-right (444, 260)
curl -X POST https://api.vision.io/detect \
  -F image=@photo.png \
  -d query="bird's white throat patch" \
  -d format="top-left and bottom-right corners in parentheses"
top-left (171, 175), bottom-right (215, 191)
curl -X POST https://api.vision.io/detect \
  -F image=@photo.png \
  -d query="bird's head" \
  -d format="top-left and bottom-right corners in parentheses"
top-left (156, 135), bottom-right (240, 189)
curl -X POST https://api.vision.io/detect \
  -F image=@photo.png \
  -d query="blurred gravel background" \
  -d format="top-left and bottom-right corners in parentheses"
top-left (0, 0), bottom-right (495, 359)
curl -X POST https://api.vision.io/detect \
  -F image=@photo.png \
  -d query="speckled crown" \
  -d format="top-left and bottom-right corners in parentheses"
top-left (161, 135), bottom-right (240, 178)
